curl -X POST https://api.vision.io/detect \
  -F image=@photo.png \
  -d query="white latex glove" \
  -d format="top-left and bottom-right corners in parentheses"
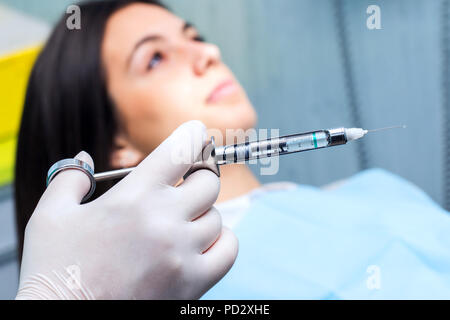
top-left (16, 120), bottom-right (238, 300)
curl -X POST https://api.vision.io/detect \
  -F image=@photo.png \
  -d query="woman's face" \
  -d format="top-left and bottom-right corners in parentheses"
top-left (101, 3), bottom-right (257, 164)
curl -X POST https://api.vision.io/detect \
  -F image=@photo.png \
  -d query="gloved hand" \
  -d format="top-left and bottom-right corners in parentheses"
top-left (16, 120), bottom-right (238, 300)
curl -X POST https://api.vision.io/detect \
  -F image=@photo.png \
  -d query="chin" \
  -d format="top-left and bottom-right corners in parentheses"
top-left (225, 115), bottom-right (256, 131)
top-left (203, 102), bottom-right (257, 141)
top-left (218, 112), bottom-right (258, 144)
top-left (236, 105), bottom-right (258, 130)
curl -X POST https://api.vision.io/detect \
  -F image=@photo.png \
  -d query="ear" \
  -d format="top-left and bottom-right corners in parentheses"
top-left (110, 134), bottom-right (145, 169)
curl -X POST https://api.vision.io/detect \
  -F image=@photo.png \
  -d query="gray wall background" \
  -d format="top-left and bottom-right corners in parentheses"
top-left (0, 0), bottom-right (448, 298)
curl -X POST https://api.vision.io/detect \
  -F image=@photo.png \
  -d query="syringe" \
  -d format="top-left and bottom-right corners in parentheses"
top-left (93, 125), bottom-right (405, 181)
top-left (47, 125), bottom-right (404, 201)
top-left (213, 127), bottom-right (366, 165)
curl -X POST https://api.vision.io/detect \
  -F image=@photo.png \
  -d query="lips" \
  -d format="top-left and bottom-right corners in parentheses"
top-left (206, 79), bottom-right (238, 104)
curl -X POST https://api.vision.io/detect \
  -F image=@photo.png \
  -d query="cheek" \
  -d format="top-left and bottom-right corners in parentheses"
top-left (112, 78), bottom-right (205, 153)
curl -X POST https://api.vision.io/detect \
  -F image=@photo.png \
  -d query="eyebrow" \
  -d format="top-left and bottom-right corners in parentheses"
top-left (126, 21), bottom-right (196, 68)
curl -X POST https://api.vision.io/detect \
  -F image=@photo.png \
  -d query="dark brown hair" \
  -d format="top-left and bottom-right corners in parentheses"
top-left (15, 0), bottom-right (166, 260)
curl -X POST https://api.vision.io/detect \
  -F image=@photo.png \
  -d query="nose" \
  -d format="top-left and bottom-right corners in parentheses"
top-left (191, 42), bottom-right (221, 76)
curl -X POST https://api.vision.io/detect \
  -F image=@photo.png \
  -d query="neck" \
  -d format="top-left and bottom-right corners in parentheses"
top-left (216, 164), bottom-right (261, 203)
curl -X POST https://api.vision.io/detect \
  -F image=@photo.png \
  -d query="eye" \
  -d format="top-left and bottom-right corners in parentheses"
top-left (193, 35), bottom-right (205, 42)
top-left (147, 52), bottom-right (163, 70)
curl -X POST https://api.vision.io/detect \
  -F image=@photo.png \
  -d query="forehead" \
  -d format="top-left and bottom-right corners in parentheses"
top-left (102, 3), bottom-right (183, 63)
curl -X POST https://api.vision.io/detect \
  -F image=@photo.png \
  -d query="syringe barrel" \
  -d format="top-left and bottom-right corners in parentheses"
top-left (213, 128), bottom-right (348, 165)
top-left (214, 139), bottom-right (281, 165)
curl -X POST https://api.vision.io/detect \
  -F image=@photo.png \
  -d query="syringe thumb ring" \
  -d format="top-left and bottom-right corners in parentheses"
top-left (46, 158), bottom-right (97, 202)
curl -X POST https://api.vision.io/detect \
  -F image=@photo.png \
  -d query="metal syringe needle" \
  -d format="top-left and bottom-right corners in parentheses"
top-left (367, 124), bottom-right (406, 133)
